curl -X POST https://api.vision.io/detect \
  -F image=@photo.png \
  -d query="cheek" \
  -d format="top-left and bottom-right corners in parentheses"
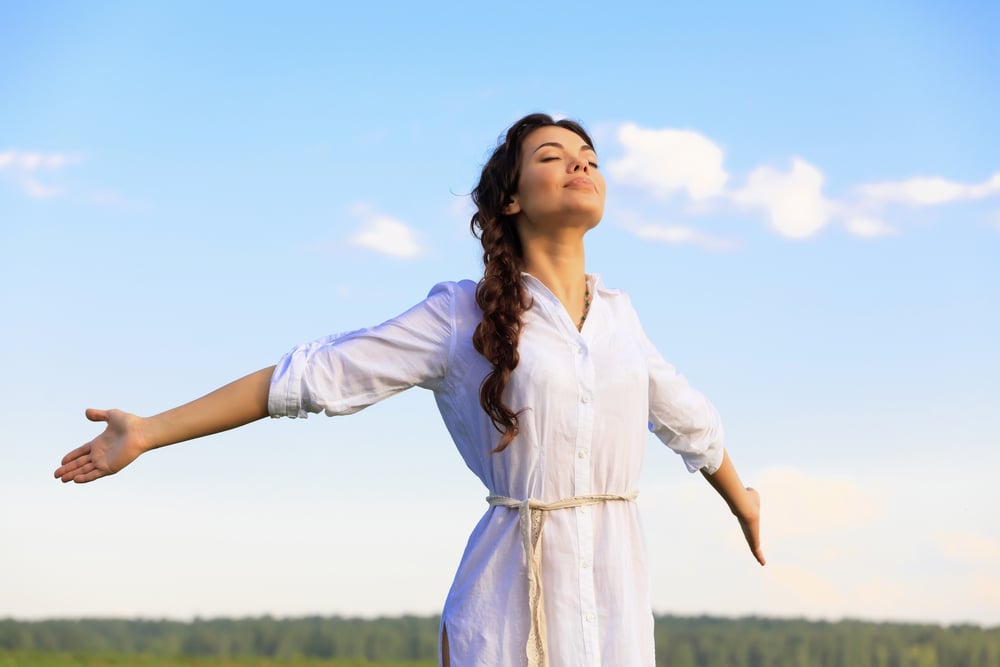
top-left (521, 172), bottom-right (560, 203)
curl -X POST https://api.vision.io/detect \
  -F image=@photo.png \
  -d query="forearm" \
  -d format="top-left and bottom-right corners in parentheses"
top-left (141, 366), bottom-right (276, 451)
top-left (701, 449), bottom-right (757, 521)
top-left (703, 449), bottom-right (765, 565)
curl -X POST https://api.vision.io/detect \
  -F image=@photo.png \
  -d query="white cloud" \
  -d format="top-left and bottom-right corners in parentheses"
top-left (765, 564), bottom-right (846, 608)
top-left (857, 172), bottom-right (1000, 206)
top-left (633, 222), bottom-right (738, 251)
top-left (757, 466), bottom-right (880, 539)
top-left (348, 204), bottom-right (426, 259)
top-left (641, 463), bottom-right (1000, 624)
top-left (0, 149), bottom-right (80, 199)
top-left (844, 215), bottom-right (897, 238)
top-left (967, 574), bottom-right (1000, 610)
top-left (608, 122), bottom-right (999, 243)
top-left (608, 123), bottom-right (728, 201)
top-left (21, 178), bottom-right (63, 199)
top-left (0, 150), bottom-right (78, 172)
top-left (938, 531), bottom-right (1000, 566)
top-left (730, 158), bottom-right (833, 239)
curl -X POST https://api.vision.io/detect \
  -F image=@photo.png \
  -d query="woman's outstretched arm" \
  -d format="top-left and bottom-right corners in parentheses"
top-left (54, 366), bottom-right (276, 484)
top-left (702, 449), bottom-right (766, 566)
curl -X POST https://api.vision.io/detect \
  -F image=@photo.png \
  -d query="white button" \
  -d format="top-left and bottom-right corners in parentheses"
top-left (577, 450), bottom-right (587, 459)
top-left (585, 613), bottom-right (595, 623)
top-left (575, 346), bottom-right (583, 356)
top-left (582, 560), bottom-right (591, 569)
top-left (581, 393), bottom-right (592, 404)
top-left (578, 506), bottom-right (587, 514)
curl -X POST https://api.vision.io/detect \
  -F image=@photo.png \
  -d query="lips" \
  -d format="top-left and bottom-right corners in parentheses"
top-left (565, 177), bottom-right (596, 190)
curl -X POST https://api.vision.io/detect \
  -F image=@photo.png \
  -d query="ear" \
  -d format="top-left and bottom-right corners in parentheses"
top-left (503, 195), bottom-right (521, 216)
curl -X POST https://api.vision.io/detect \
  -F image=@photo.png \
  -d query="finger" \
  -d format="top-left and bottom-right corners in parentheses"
top-left (57, 459), bottom-right (90, 482)
top-left (55, 454), bottom-right (90, 481)
top-left (56, 443), bottom-right (91, 472)
top-left (73, 462), bottom-right (97, 479)
top-left (743, 488), bottom-right (764, 565)
top-left (745, 531), bottom-right (763, 563)
top-left (61, 462), bottom-right (97, 483)
top-left (62, 459), bottom-right (99, 483)
top-left (85, 408), bottom-right (109, 423)
top-left (749, 488), bottom-right (762, 565)
top-left (74, 466), bottom-right (108, 484)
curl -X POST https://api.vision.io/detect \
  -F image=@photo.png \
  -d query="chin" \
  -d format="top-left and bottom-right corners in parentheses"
top-left (579, 208), bottom-right (604, 231)
top-left (562, 203), bottom-right (604, 227)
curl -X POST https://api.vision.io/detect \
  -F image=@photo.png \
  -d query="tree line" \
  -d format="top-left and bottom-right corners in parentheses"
top-left (1, 615), bottom-right (998, 667)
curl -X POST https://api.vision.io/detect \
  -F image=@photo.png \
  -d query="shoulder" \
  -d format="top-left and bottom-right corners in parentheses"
top-left (423, 280), bottom-right (481, 321)
top-left (592, 275), bottom-right (638, 315)
top-left (426, 279), bottom-right (478, 306)
top-left (428, 279), bottom-right (477, 296)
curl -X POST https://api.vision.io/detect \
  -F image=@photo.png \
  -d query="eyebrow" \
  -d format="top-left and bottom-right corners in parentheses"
top-left (531, 141), bottom-right (597, 155)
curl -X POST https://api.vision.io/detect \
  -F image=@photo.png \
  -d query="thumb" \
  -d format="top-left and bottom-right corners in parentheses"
top-left (85, 408), bottom-right (109, 422)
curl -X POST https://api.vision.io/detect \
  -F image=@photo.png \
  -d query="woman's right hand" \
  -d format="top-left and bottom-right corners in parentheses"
top-left (54, 408), bottom-right (150, 484)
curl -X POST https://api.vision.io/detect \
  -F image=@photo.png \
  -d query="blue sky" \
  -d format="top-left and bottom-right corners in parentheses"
top-left (2, 1), bottom-right (998, 626)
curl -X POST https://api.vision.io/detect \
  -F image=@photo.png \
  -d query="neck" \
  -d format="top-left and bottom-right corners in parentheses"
top-left (520, 232), bottom-right (589, 325)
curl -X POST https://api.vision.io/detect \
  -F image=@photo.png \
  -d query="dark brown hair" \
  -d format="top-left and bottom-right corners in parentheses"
top-left (470, 113), bottom-right (596, 452)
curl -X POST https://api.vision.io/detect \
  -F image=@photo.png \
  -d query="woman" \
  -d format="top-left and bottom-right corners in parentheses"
top-left (55, 113), bottom-right (764, 667)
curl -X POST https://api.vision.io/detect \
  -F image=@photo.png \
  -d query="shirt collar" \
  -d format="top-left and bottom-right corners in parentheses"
top-left (521, 272), bottom-right (607, 300)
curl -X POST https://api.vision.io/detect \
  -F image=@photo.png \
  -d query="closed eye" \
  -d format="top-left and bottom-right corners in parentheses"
top-left (539, 155), bottom-right (598, 168)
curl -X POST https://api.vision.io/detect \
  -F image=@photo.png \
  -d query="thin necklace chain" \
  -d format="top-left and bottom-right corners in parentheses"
top-left (578, 282), bottom-right (591, 330)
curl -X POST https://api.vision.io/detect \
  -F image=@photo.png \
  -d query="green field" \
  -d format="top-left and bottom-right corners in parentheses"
top-left (4, 615), bottom-right (999, 666)
top-left (0, 654), bottom-right (435, 667)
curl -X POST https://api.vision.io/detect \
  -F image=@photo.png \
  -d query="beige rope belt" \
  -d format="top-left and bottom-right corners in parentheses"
top-left (486, 491), bottom-right (638, 667)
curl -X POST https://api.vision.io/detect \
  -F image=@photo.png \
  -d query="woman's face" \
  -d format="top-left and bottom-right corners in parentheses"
top-left (506, 125), bottom-right (606, 236)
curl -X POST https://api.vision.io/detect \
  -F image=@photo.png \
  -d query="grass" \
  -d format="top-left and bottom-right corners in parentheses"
top-left (0, 653), bottom-right (436, 667)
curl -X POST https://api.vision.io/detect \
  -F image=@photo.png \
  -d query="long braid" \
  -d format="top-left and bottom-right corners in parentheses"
top-left (472, 207), bottom-right (527, 452)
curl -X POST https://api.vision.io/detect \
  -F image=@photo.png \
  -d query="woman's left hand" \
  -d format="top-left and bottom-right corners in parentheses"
top-left (737, 487), bottom-right (765, 566)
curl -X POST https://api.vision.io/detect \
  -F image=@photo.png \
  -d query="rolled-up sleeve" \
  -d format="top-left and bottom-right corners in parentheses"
top-left (642, 332), bottom-right (725, 475)
top-left (268, 282), bottom-right (456, 419)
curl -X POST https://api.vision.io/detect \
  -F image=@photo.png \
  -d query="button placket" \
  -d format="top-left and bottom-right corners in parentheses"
top-left (573, 338), bottom-right (599, 664)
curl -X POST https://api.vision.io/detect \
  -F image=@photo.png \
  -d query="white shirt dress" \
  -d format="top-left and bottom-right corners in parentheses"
top-left (268, 274), bottom-right (725, 667)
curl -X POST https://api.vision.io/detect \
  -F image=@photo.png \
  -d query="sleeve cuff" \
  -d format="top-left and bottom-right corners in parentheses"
top-left (267, 350), bottom-right (305, 419)
top-left (685, 443), bottom-right (724, 475)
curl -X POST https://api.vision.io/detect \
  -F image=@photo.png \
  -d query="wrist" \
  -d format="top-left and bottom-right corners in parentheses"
top-left (135, 414), bottom-right (159, 453)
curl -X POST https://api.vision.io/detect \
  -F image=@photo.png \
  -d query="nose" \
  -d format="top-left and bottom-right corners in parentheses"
top-left (569, 155), bottom-right (589, 173)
